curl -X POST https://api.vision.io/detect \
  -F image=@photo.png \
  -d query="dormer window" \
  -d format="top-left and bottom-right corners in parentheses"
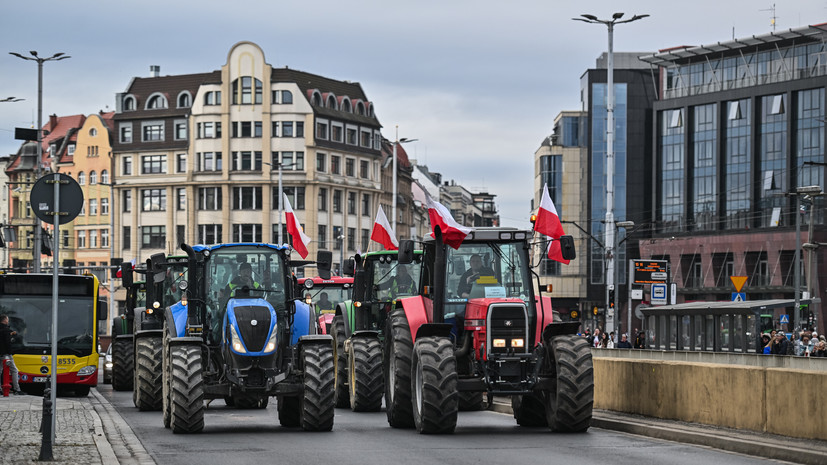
top-left (356, 101), bottom-right (366, 116)
top-left (89, 128), bottom-right (98, 137)
top-left (341, 98), bottom-right (352, 113)
top-left (177, 91), bottom-right (192, 108)
top-left (146, 93), bottom-right (168, 109)
top-left (312, 92), bottom-right (322, 106)
top-left (123, 95), bottom-right (136, 111)
top-left (326, 95), bottom-right (337, 109)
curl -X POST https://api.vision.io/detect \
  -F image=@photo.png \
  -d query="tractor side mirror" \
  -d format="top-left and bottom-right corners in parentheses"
top-left (398, 240), bottom-right (415, 264)
top-left (343, 258), bottom-right (355, 276)
top-left (352, 270), bottom-right (366, 302)
top-left (317, 250), bottom-right (333, 279)
top-left (148, 252), bottom-right (166, 284)
top-left (121, 262), bottom-right (134, 288)
top-left (558, 235), bottom-right (576, 261)
top-left (98, 299), bottom-right (108, 321)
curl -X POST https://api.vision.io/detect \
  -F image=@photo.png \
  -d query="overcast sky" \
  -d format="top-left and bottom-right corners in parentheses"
top-left (1, 0), bottom-right (824, 228)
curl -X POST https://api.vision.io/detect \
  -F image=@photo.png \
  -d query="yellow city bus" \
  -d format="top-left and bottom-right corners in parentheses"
top-left (1, 273), bottom-right (106, 396)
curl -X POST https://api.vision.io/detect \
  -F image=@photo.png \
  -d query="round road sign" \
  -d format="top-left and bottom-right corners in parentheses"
top-left (29, 173), bottom-right (84, 225)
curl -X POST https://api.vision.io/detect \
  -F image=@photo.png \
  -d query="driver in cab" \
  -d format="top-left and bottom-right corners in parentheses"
top-left (225, 262), bottom-right (261, 299)
top-left (457, 254), bottom-right (495, 298)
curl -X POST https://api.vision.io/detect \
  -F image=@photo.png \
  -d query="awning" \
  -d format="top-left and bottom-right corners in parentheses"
top-left (640, 298), bottom-right (814, 316)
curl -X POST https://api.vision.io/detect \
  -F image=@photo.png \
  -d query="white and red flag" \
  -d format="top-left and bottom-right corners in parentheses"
top-left (535, 184), bottom-right (569, 265)
top-left (426, 194), bottom-right (472, 249)
top-left (371, 206), bottom-right (399, 251)
top-left (283, 192), bottom-right (311, 258)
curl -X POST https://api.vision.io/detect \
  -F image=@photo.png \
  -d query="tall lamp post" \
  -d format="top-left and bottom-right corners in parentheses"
top-left (615, 220), bottom-right (634, 336)
top-left (794, 185), bottom-right (824, 330)
top-left (573, 12), bottom-right (647, 336)
top-left (391, 125), bottom-right (417, 234)
top-left (10, 51), bottom-right (71, 273)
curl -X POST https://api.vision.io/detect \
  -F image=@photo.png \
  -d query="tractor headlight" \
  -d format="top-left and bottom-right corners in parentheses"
top-left (511, 338), bottom-right (525, 348)
top-left (493, 338), bottom-right (506, 348)
top-left (77, 365), bottom-right (97, 376)
top-left (230, 324), bottom-right (247, 353)
top-left (264, 329), bottom-right (278, 353)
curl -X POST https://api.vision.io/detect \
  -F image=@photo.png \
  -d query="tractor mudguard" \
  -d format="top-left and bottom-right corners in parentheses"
top-left (351, 329), bottom-right (380, 339)
top-left (534, 294), bottom-right (556, 345)
top-left (291, 299), bottom-right (315, 345)
top-left (297, 334), bottom-right (333, 351)
top-left (415, 323), bottom-right (453, 339)
top-left (165, 301), bottom-right (189, 338)
top-left (541, 321), bottom-right (581, 341)
top-left (339, 301), bottom-right (354, 336)
top-left (398, 296), bottom-right (432, 343)
top-left (135, 329), bottom-right (163, 339)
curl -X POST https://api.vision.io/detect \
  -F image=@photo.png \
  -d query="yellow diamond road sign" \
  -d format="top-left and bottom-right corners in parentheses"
top-left (730, 276), bottom-right (747, 292)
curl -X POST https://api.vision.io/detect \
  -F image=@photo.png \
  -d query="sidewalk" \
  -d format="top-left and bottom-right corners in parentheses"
top-left (0, 389), bottom-right (151, 465)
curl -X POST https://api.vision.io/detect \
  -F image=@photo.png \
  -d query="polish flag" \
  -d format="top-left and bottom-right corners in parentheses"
top-left (371, 206), bottom-right (398, 250)
top-left (534, 183), bottom-right (565, 239)
top-left (284, 193), bottom-right (311, 258)
top-left (426, 195), bottom-right (472, 249)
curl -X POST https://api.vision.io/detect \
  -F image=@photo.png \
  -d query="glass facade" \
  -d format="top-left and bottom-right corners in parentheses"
top-left (724, 99), bottom-right (751, 228)
top-left (660, 109), bottom-right (685, 232)
top-left (759, 94), bottom-right (787, 227)
top-left (692, 104), bottom-right (717, 231)
top-left (559, 116), bottom-right (585, 147)
top-left (540, 154), bottom-right (563, 276)
top-left (590, 83), bottom-right (627, 285)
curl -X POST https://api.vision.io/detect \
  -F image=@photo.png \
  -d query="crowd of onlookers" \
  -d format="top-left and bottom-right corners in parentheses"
top-left (580, 327), bottom-right (648, 349)
top-left (761, 330), bottom-right (827, 356)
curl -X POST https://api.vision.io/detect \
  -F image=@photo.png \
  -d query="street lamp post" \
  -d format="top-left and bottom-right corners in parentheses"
top-left (793, 185), bottom-right (823, 331)
top-left (10, 51), bottom-right (71, 273)
top-left (573, 13), bottom-right (648, 336)
top-left (391, 126), bottom-right (417, 235)
top-left (615, 220), bottom-right (634, 336)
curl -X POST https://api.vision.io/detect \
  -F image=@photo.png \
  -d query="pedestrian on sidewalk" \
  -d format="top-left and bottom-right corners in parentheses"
top-left (761, 334), bottom-right (772, 354)
top-left (617, 333), bottom-right (633, 349)
top-left (770, 332), bottom-right (789, 355)
top-left (0, 313), bottom-right (24, 395)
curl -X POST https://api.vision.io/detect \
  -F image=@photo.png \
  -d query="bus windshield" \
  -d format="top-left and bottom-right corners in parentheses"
top-left (2, 295), bottom-right (95, 356)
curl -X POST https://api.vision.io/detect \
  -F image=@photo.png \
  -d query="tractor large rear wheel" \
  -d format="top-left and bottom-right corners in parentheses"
top-left (135, 336), bottom-right (163, 411)
top-left (512, 393), bottom-right (547, 426)
top-left (299, 343), bottom-right (335, 431)
top-left (161, 323), bottom-right (172, 428)
top-left (278, 396), bottom-right (300, 427)
top-left (545, 335), bottom-right (593, 432)
top-left (459, 391), bottom-right (485, 411)
top-left (169, 344), bottom-right (205, 434)
top-left (331, 316), bottom-right (349, 408)
top-left (384, 307), bottom-right (414, 428)
top-left (111, 337), bottom-right (134, 391)
top-left (411, 337), bottom-right (458, 434)
top-left (349, 337), bottom-right (383, 412)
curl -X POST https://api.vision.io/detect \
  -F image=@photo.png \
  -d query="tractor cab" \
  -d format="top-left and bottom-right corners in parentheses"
top-left (297, 275), bottom-right (353, 334)
top-left (350, 250), bottom-right (424, 333)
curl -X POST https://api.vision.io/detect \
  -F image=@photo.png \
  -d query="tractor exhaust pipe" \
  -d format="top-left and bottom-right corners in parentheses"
top-left (432, 226), bottom-right (446, 324)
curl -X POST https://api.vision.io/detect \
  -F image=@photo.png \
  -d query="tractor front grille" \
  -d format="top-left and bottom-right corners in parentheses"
top-left (233, 305), bottom-right (272, 353)
top-left (487, 303), bottom-right (529, 355)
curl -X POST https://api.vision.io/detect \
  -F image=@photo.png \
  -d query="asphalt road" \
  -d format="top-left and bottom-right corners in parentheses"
top-left (96, 385), bottom-right (781, 465)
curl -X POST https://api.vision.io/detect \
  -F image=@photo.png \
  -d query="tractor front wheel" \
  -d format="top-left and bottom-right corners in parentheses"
top-left (299, 343), bottom-right (335, 431)
top-left (278, 396), bottom-right (300, 427)
top-left (111, 337), bottom-right (134, 392)
top-left (349, 337), bottom-right (383, 412)
top-left (161, 324), bottom-right (171, 428)
top-left (135, 336), bottom-right (163, 411)
top-left (544, 335), bottom-right (593, 432)
top-left (331, 316), bottom-right (349, 408)
top-left (169, 344), bottom-right (205, 434)
top-left (512, 394), bottom-right (547, 426)
top-left (411, 337), bottom-right (458, 434)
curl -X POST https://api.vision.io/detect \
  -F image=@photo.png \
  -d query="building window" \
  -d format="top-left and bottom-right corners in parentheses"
top-left (331, 155), bottom-right (340, 174)
top-left (199, 224), bottom-right (222, 244)
top-left (90, 171), bottom-right (97, 185)
top-left (232, 224), bottom-right (262, 242)
top-left (101, 229), bottom-right (109, 248)
top-left (204, 91), bottom-right (221, 105)
top-left (331, 124), bottom-right (343, 142)
top-left (123, 156), bottom-right (132, 175)
top-left (318, 188), bottom-right (328, 211)
top-left (232, 151), bottom-right (262, 171)
top-left (281, 90), bottom-right (293, 104)
top-left (78, 172), bottom-right (86, 185)
top-left (232, 186), bottom-right (263, 210)
top-left (175, 120), bottom-right (188, 140)
top-left (296, 122), bottom-right (304, 137)
top-left (119, 124), bottom-right (132, 143)
top-left (177, 92), bottom-right (191, 108)
top-left (142, 154), bottom-right (167, 174)
top-left (198, 187), bottom-right (222, 210)
top-left (361, 131), bottom-right (372, 147)
top-left (273, 186), bottom-right (304, 210)
top-left (333, 190), bottom-right (342, 213)
top-left (316, 153), bottom-right (326, 172)
top-left (232, 77), bottom-right (263, 105)
top-left (123, 226), bottom-right (131, 250)
top-left (177, 153), bottom-right (187, 173)
top-left (316, 120), bottom-right (328, 140)
top-left (123, 191), bottom-right (132, 212)
top-left (101, 170), bottom-right (109, 184)
top-left (348, 192), bottom-right (357, 215)
top-left (101, 198), bottom-right (109, 215)
top-left (89, 230), bottom-right (98, 248)
top-left (271, 121), bottom-right (279, 137)
top-left (89, 199), bottom-right (98, 216)
top-left (177, 188), bottom-right (186, 211)
top-left (198, 122), bottom-right (221, 138)
top-left (345, 158), bottom-right (355, 177)
top-left (141, 226), bottom-right (166, 249)
top-left (361, 228), bottom-right (370, 252)
top-left (282, 122), bottom-right (294, 137)
top-left (197, 152), bottom-right (222, 171)
top-left (142, 189), bottom-right (167, 211)
top-left (142, 122), bottom-right (164, 142)
top-left (362, 194), bottom-right (370, 216)
top-left (347, 227), bottom-right (356, 250)
top-left (692, 103), bottom-right (717, 231)
top-left (62, 230), bottom-right (69, 247)
top-left (276, 151), bottom-right (304, 170)
top-left (146, 94), bottom-right (167, 109)
top-left (123, 96), bottom-right (135, 111)
top-left (77, 230), bottom-right (86, 248)
top-left (332, 226), bottom-right (342, 250)
top-left (346, 128), bottom-right (357, 145)
top-left (360, 160), bottom-right (369, 179)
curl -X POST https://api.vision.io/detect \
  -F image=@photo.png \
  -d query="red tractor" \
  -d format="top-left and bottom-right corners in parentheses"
top-left (297, 276), bottom-right (354, 335)
top-left (385, 226), bottom-right (591, 434)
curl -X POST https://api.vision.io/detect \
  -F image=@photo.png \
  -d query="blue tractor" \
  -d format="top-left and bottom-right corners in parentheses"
top-left (157, 243), bottom-right (335, 433)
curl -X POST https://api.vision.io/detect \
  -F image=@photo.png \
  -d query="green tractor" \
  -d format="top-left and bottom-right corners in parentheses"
top-left (331, 250), bottom-right (423, 411)
top-left (110, 263), bottom-right (145, 392)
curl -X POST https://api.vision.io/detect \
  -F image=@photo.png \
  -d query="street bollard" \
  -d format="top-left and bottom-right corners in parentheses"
top-left (39, 387), bottom-right (53, 461)
top-left (1, 359), bottom-right (11, 397)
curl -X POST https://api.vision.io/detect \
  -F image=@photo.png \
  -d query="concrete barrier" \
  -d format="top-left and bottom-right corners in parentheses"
top-left (594, 351), bottom-right (827, 441)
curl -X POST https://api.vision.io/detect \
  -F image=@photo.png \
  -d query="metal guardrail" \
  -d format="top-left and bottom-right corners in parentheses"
top-left (592, 347), bottom-right (827, 372)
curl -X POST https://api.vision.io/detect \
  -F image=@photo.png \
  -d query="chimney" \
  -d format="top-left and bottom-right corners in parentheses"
top-left (150, 65), bottom-right (160, 77)
top-left (49, 114), bottom-right (57, 130)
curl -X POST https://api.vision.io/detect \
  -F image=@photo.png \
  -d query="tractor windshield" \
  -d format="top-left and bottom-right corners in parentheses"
top-left (443, 241), bottom-right (533, 317)
top-left (368, 255), bottom-right (422, 301)
top-left (206, 246), bottom-right (288, 313)
top-left (306, 286), bottom-right (351, 313)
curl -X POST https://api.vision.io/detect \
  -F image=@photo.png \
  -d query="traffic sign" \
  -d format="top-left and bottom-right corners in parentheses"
top-left (732, 292), bottom-right (746, 302)
top-left (30, 173), bottom-right (83, 225)
top-left (780, 314), bottom-right (789, 324)
top-left (651, 284), bottom-right (667, 305)
top-left (730, 276), bottom-right (747, 292)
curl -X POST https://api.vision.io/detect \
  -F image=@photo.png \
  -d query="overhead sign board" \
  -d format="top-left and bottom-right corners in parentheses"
top-left (634, 260), bottom-right (670, 284)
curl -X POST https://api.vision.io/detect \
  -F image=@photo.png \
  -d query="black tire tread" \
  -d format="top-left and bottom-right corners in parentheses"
top-left (546, 335), bottom-right (594, 432)
top-left (300, 343), bottom-right (335, 431)
top-left (384, 307), bottom-right (414, 428)
top-left (135, 336), bottom-right (163, 411)
top-left (169, 345), bottom-right (205, 434)
top-left (111, 338), bottom-right (134, 391)
top-left (412, 337), bottom-right (458, 434)
top-left (512, 394), bottom-right (547, 426)
top-left (331, 316), bottom-right (349, 408)
top-left (350, 337), bottom-right (384, 412)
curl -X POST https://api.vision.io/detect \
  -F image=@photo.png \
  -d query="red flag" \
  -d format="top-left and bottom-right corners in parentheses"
top-left (534, 183), bottom-right (565, 239)
top-left (371, 206), bottom-right (398, 250)
top-left (283, 193), bottom-right (311, 258)
top-left (547, 238), bottom-right (570, 265)
top-left (426, 195), bottom-right (472, 249)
